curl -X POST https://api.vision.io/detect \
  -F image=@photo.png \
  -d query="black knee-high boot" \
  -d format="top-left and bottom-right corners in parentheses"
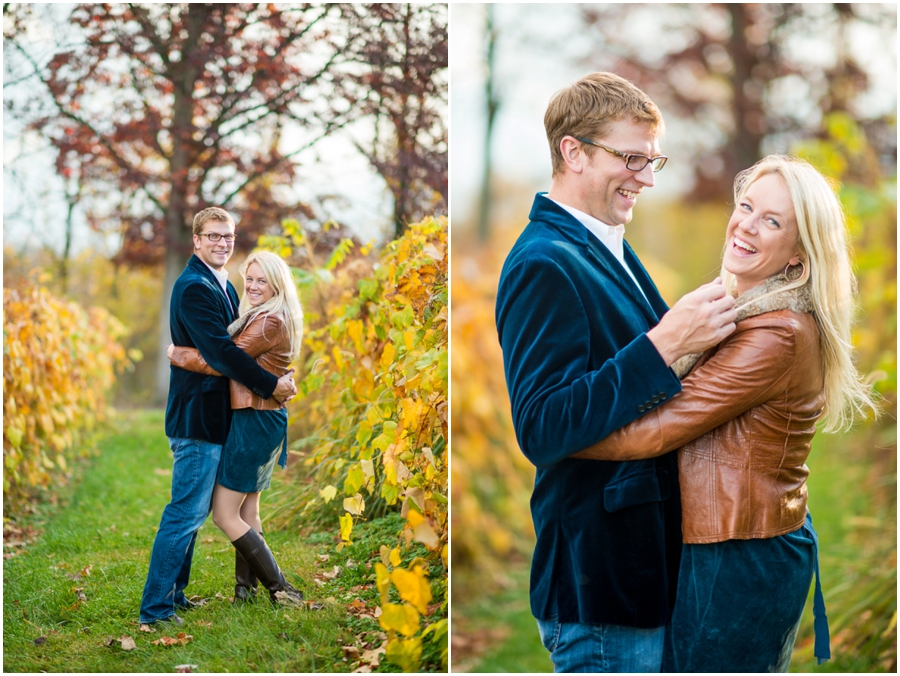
top-left (234, 532), bottom-right (261, 604)
top-left (231, 528), bottom-right (304, 605)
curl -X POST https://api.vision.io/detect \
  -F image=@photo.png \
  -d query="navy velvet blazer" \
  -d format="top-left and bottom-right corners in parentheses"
top-left (495, 194), bottom-right (684, 628)
top-left (165, 255), bottom-right (278, 445)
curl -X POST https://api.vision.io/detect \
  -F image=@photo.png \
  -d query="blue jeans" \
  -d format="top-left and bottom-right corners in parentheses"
top-left (139, 437), bottom-right (221, 623)
top-left (536, 617), bottom-right (666, 673)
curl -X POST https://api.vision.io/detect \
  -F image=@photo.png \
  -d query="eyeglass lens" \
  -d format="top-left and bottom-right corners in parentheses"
top-left (625, 155), bottom-right (666, 172)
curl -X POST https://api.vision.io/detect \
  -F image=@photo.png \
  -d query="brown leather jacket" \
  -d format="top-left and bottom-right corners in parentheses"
top-left (169, 313), bottom-right (293, 411)
top-left (572, 309), bottom-right (824, 544)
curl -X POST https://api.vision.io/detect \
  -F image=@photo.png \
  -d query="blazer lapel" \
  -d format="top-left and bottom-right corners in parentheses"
top-left (583, 237), bottom-right (661, 324)
top-left (532, 195), bottom-right (666, 324)
top-left (189, 255), bottom-right (238, 320)
top-left (623, 242), bottom-right (669, 319)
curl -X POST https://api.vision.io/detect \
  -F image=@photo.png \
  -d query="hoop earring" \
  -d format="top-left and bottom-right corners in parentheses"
top-left (783, 260), bottom-right (806, 281)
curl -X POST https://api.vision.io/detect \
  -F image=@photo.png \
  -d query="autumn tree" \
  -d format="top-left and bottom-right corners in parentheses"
top-left (4, 3), bottom-right (358, 401)
top-left (339, 3), bottom-right (448, 239)
top-left (578, 3), bottom-right (897, 197)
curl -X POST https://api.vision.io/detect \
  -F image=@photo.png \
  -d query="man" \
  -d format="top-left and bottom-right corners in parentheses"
top-left (495, 73), bottom-right (738, 672)
top-left (139, 207), bottom-right (296, 626)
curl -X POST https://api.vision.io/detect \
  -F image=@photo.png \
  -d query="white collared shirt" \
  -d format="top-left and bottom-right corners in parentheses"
top-left (548, 197), bottom-right (647, 301)
top-left (197, 257), bottom-right (231, 295)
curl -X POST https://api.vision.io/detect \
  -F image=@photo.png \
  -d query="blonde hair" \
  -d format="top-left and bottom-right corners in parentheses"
top-left (544, 72), bottom-right (664, 178)
top-left (192, 207), bottom-right (234, 235)
top-left (721, 155), bottom-right (878, 431)
top-left (229, 251), bottom-right (304, 361)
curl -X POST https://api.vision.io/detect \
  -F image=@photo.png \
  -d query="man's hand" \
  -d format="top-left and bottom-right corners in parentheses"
top-left (647, 277), bottom-right (737, 366)
top-left (273, 368), bottom-right (297, 405)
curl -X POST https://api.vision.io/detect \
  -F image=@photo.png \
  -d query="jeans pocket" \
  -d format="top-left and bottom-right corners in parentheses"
top-left (536, 617), bottom-right (561, 653)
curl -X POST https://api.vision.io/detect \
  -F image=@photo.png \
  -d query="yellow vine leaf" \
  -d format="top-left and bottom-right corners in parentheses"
top-left (339, 513), bottom-right (353, 542)
top-left (390, 566), bottom-right (432, 614)
top-left (379, 602), bottom-right (419, 637)
top-left (385, 636), bottom-right (423, 673)
top-left (374, 562), bottom-right (391, 604)
top-left (343, 493), bottom-right (366, 516)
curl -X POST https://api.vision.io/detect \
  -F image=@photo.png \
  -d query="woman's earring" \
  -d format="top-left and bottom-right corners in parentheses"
top-left (783, 260), bottom-right (806, 281)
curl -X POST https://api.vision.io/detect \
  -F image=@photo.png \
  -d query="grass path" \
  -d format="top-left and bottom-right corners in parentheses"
top-left (3, 409), bottom-right (389, 672)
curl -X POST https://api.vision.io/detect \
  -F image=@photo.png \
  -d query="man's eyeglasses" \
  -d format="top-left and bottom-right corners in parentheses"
top-left (574, 137), bottom-right (668, 172)
top-left (197, 232), bottom-right (237, 243)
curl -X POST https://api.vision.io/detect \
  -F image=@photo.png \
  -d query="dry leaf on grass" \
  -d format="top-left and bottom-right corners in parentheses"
top-left (152, 633), bottom-right (193, 647)
top-left (119, 636), bottom-right (136, 651)
top-left (139, 623), bottom-right (156, 633)
top-left (174, 664), bottom-right (198, 673)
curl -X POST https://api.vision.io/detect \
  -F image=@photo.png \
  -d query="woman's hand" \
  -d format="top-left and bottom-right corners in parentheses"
top-left (166, 344), bottom-right (175, 359)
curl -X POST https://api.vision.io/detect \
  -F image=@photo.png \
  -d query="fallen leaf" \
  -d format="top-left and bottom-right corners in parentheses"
top-left (321, 565), bottom-right (342, 579)
top-left (152, 633), bottom-right (194, 647)
top-left (342, 645), bottom-right (360, 659)
top-left (33, 636), bottom-right (46, 646)
top-left (174, 665), bottom-right (198, 673)
top-left (317, 554), bottom-right (330, 563)
top-left (80, 564), bottom-right (93, 578)
top-left (352, 666), bottom-right (372, 673)
top-left (307, 602), bottom-right (325, 611)
top-left (361, 645), bottom-right (386, 668)
top-left (139, 623), bottom-right (156, 633)
top-left (119, 636), bottom-right (136, 651)
top-left (74, 588), bottom-right (87, 603)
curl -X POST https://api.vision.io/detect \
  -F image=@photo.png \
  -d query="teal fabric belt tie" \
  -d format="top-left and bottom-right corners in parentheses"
top-left (807, 514), bottom-right (831, 664)
top-left (277, 417), bottom-right (288, 469)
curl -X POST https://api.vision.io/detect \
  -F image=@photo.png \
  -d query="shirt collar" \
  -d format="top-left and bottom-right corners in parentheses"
top-left (197, 257), bottom-right (230, 291)
top-left (545, 198), bottom-right (626, 243)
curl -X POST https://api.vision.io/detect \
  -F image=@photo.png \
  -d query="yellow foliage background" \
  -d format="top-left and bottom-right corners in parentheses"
top-left (3, 282), bottom-right (131, 511)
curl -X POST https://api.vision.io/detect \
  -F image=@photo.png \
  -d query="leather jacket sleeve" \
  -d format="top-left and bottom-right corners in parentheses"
top-left (168, 314), bottom-right (283, 377)
top-left (169, 345), bottom-right (220, 376)
top-left (571, 317), bottom-right (802, 462)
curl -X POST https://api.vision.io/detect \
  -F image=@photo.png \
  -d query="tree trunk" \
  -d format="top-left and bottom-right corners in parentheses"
top-left (477, 4), bottom-right (498, 243)
top-left (154, 9), bottom-right (201, 403)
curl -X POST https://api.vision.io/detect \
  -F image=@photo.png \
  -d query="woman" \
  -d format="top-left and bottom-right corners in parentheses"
top-left (572, 155), bottom-right (876, 672)
top-left (168, 250), bottom-right (305, 606)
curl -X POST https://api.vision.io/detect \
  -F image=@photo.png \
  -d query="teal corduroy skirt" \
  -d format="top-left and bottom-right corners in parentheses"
top-left (663, 512), bottom-right (829, 673)
top-left (217, 407), bottom-right (288, 493)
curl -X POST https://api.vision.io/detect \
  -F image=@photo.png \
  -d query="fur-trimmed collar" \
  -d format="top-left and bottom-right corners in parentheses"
top-left (672, 271), bottom-right (814, 379)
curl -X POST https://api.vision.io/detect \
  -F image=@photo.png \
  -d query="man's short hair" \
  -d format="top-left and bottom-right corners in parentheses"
top-left (192, 207), bottom-right (234, 236)
top-left (544, 72), bottom-right (664, 178)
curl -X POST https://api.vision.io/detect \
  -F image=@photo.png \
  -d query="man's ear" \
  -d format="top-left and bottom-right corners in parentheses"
top-left (559, 136), bottom-right (585, 174)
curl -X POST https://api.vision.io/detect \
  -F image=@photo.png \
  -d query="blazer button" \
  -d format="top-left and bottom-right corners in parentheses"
top-left (638, 405), bottom-right (646, 413)
top-left (652, 396), bottom-right (660, 404)
top-left (659, 392), bottom-right (667, 400)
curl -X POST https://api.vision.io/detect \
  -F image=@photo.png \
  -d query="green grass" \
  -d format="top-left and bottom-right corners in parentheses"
top-left (3, 409), bottom-right (444, 673)
top-left (451, 564), bottom-right (551, 673)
